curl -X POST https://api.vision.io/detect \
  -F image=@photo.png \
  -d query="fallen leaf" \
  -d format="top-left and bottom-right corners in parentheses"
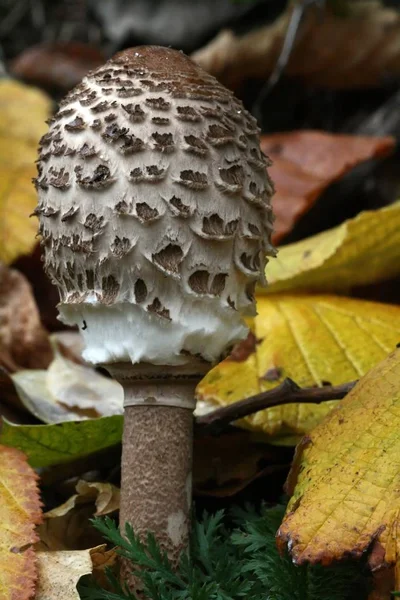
top-left (90, 544), bottom-right (117, 589)
top-left (11, 43), bottom-right (105, 93)
top-left (197, 294), bottom-right (400, 438)
top-left (263, 203), bottom-right (400, 295)
top-left (277, 348), bottom-right (400, 583)
top-left (0, 445), bottom-right (42, 600)
top-left (0, 79), bottom-right (51, 263)
top-left (193, 430), bottom-right (289, 497)
top-left (51, 332), bottom-right (86, 364)
top-left (0, 416), bottom-right (123, 468)
top-left (38, 481), bottom-right (119, 552)
top-left (0, 263), bottom-right (53, 373)
top-left (10, 349), bottom-right (123, 423)
top-left (35, 549), bottom-right (93, 600)
top-left (261, 131), bottom-right (395, 244)
top-left (12, 244), bottom-right (64, 333)
top-left (192, 1), bottom-right (400, 90)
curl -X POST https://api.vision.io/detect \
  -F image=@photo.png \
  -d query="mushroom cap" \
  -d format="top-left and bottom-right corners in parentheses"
top-left (35, 46), bottom-right (275, 365)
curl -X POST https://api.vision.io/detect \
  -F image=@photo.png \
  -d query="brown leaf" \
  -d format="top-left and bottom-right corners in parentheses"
top-left (0, 263), bottom-right (53, 372)
top-left (192, 1), bottom-right (400, 91)
top-left (193, 431), bottom-right (289, 497)
top-left (261, 131), bottom-right (395, 244)
top-left (90, 544), bottom-right (117, 590)
top-left (38, 481), bottom-right (120, 551)
top-left (11, 43), bottom-right (105, 93)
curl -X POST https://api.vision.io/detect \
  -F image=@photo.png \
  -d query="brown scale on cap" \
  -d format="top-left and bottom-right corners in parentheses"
top-left (34, 45), bottom-right (275, 333)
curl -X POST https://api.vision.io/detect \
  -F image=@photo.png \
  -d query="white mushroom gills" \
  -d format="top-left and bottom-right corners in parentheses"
top-left (34, 45), bottom-right (275, 588)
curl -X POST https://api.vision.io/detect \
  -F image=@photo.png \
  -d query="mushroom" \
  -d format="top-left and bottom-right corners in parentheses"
top-left (34, 45), bottom-right (275, 587)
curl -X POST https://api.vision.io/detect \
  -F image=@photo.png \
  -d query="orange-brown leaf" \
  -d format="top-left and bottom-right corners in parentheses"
top-left (0, 444), bottom-right (42, 600)
top-left (260, 131), bottom-right (395, 244)
top-left (0, 263), bottom-right (53, 372)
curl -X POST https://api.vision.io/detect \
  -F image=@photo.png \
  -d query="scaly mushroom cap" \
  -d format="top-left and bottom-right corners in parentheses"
top-left (34, 46), bottom-right (275, 365)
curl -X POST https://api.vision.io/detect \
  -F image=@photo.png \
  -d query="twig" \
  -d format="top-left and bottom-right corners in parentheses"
top-left (196, 378), bottom-right (357, 436)
top-left (253, 0), bottom-right (324, 123)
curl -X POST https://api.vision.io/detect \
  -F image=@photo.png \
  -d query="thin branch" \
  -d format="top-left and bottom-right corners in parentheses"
top-left (195, 378), bottom-right (357, 436)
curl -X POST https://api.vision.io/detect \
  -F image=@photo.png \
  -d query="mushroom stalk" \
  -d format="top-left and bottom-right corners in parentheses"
top-left (105, 360), bottom-right (209, 574)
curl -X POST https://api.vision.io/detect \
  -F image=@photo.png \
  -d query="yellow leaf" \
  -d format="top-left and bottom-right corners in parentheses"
top-left (0, 80), bottom-right (51, 263)
top-left (0, 445), bottom-right (43, 600)
top-left (261, 204), bottom-right (400, 295)
top-left (196, 294), bottom-right (400, 438)
top-left (277, 348), bottom-right (400, 576)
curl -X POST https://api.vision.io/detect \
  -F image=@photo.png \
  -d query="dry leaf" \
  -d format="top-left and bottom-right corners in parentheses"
top-left (0, 263), bottom-right (53, 373)
top-left (35, 549), bottom-right (93, 600)
top-left (263, 203), bottom-right (400, 295)
top-left (38, 481), bottom-right (119, 551)
top-left (35, 545), bottom-right (117, 599)
top-left (11, 42), bottom-right (105, 93)
top-left (192, 1), bottom-right (400, 90)
top-left (11, 349), bottom-right (123, 423)
top-left (261, 131), bottom-right (395, 244)
top-left (197, 294), bottom-right (400, 438)
top-left (193, 430), bottom-right (289, 497)
top-left (0, 80), bottom-right (51, 263)
top-left (90, 544), bottom-right (117, 589)
top-left (0, 445), bottom-right (42, 600)
top-left (277, 348), bottom-right (400, 592)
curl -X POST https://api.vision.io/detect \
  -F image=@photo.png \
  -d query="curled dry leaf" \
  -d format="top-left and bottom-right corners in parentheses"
top-left (192, 0), bottom-right (400, 90)
top-left (197, 294), bottom-right (400, 439)
top-left (38, 481), bottom-right (120, 551)
top-left (0, 416), bottom-right (123, 468)
top-left (277, 349), bottom-right (400, 592)
top-left (11, 42), bottom-right (105, 93)
top-left (264, 203), bottom-right (400, 295)
top-left (0, 263), bottom-right (53, 373)
top-left (10, 349), bottom-right (123, 423)
top-left (261, 131), bottom-right (395, 244)
top-left (0, 80), bottom-right (51, 263)
top-left (0, 445), bottom-right (42, 600)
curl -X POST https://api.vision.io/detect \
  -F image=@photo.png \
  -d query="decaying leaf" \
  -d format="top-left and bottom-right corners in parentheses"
top-left (277, 349), bottom-right (400, 590)
top-left (38, 481), bottom-right (119, 551)
top-left (0, 263), bottom-right (53, 372)
top-left (35, 549), bottom-right (93, 600)
top-left (197, 294), bottom-right (400, 438)
top-left (90, 544), bottom-right (117, 589)
top-left (10, 349), bottom-right (123, 424)
top-left (0, 445), bottom-right (42, 600)
top-left (11, 42), bottom-right (105, 93)
top-left (193, 431), bottom-right (289, 497)
top-left (192, 0), bottom-right (400, 90)
top-left (263, 203), bottom-right (400, 295)
top-left (261, 132), bottom-right (395, 244)
top-left (0, 416), bottom-right (123, 468)
top-left (0, 79), bottom-right (51, 263)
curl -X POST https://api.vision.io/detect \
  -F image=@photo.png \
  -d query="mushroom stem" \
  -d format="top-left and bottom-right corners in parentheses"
top-left (104, 360), bottom-right (209, 588)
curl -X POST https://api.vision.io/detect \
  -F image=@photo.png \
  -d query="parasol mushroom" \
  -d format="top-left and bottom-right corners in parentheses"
top-left (34, 45), bottom-right (275, 587)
